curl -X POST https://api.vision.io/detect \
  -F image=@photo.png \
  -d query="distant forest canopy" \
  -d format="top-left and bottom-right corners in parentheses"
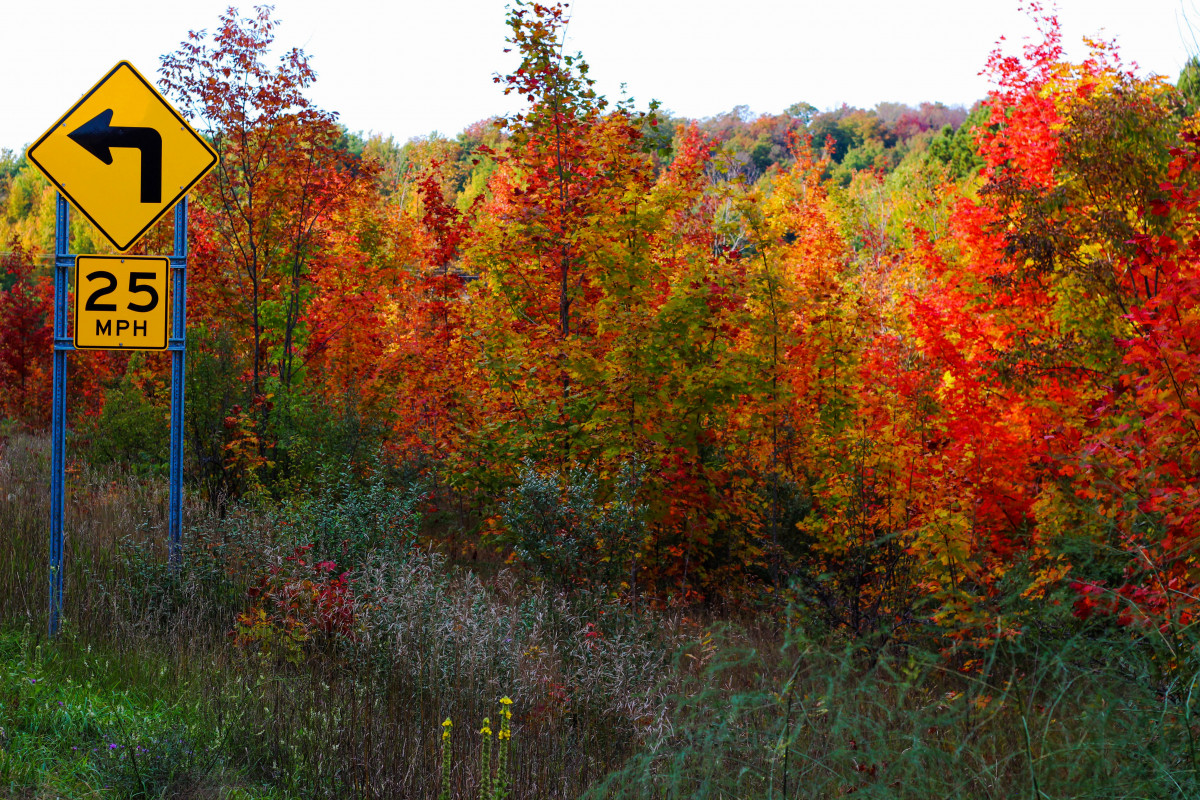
top-left (0, 94), bottom-right (981, 256)
top-left (334, 97), bottom-right (980, 206)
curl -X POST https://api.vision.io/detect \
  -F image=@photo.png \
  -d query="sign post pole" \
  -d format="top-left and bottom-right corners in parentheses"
top-left (49, 194), bottom-right (70, 637)
top-left (32, 60), bottom-right (215, 634)
top-left (168, 197), bottom-right (188, 566)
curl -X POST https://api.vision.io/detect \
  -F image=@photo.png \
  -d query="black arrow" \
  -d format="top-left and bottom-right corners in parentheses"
top-left (68, 108), bottom-right (162, 204)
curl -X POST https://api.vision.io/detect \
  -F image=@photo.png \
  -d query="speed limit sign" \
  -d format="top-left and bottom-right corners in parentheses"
top-left (74, 255), bottom-right (169, 350)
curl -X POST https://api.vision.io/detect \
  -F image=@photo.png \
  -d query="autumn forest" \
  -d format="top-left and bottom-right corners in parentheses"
top-left (3, 2), bottom-right (1200, 797)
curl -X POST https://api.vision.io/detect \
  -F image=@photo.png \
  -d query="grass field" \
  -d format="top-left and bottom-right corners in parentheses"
top-left (3, 432), bottom-right (1200, 799)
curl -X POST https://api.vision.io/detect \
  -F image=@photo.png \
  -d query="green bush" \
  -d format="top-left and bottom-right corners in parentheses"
top-left (105, 513), bottom-right (262, 639)
top-left (500, 458), bottom-right (646, 589)
top-left (272, 460), bottom-right (424, 572)
top-left (185, 323), bottom-right (251, 513)
top-left (83, 358), bottom-right (169, 477)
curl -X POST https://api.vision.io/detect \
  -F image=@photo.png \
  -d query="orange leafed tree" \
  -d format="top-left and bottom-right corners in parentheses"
top-left (161, 7), bottom-right (384, 491)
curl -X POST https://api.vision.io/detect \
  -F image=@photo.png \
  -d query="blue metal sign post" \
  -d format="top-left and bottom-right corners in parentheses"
top-left (49, 195), bottom-right (70, 637)
top-left (34, 60), bottom-right (214, 637)
top-left (47, 194), bottom-right (190, 636)
top-left (168, 197), bottom-right (189, 567)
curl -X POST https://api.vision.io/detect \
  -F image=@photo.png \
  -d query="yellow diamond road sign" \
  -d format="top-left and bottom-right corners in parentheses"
top-left (75, 255), bottom-right (170, 350)
top-left (27, 61), bottom-right (217, 252)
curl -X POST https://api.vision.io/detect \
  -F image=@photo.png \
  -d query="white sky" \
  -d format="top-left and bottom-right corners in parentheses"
top-left (2, 0), bottom-right (1196, 153)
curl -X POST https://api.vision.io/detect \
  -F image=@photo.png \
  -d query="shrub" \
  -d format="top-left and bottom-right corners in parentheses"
top-left (102, 508), bottom-right (267, 641)
top-left (273, 460), bottom-right (424, 572)
top-left (82, 354), bottom-right (170, 477)
top-left (233, 545), bottom-right (357, 664)
top-left (500, 459), bottom-right (646, 589)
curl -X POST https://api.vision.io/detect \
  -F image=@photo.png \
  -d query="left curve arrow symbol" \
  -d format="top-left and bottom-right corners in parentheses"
top-left (68, 109), bottom-right (162, 203)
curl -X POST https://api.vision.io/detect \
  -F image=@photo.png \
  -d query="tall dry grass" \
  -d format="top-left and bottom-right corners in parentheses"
top-left (0, 432), bottom-right (686, 798)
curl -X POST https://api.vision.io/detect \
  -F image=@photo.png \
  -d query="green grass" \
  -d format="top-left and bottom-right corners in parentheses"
top-left (7, 619), bottom-right (1200, 799)
top-left (589, 627), bottom-right (1200, 799)
top-left (0, 626), bottom-right (287, 799)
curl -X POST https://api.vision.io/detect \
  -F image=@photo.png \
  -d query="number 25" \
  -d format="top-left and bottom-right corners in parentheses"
top-left (84, 270), bottom-right (159, 313)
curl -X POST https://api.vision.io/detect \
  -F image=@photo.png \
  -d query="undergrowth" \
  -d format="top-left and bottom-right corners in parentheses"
top-left (3, 432), bottom-right (1200, 798)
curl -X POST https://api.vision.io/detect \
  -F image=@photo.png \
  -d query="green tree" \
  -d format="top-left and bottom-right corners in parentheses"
top-left (1178, 55), bottom-right (1200, 114)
